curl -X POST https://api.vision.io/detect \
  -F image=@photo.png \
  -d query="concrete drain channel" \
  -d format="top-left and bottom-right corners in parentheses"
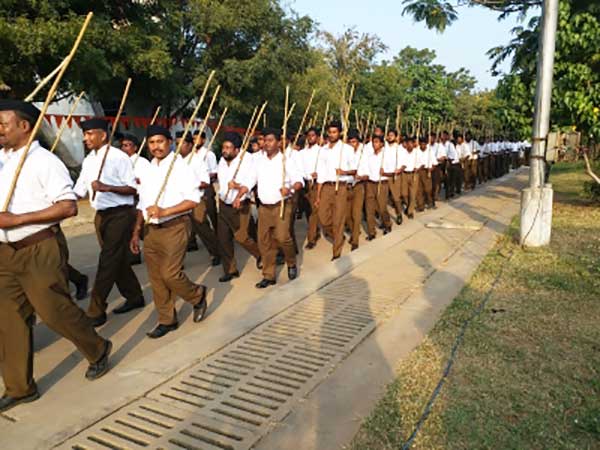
top-left (61, 277), bottom-right (401, 450)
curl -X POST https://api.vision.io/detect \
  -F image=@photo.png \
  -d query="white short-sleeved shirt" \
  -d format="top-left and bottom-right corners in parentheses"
top-left (194, 146), bottom-right (218, 175)
top-left (416, 148), bottom-right (432, 169)
top-left (183, 152), bottom-right (211, 188)
top-left (0, 141), bottom-right (76, 242)
top-left (400, 148), bottom-right (419, 172)
top-left (316, 140), bottom-right (355, 184)
top-left (137, 152), bottom-right (201, 224)
top-left (74, 145), bottom-right (137, 210)
top-left (444, 141), bottom-right (460, 164)
top-left (130, 154), bottom-right (151, 182)
top-left (357, 147), bottom-right (396, 182)
top-left (244, 151), bottom-right (304, 205)
top-left (300, 144), bottom-right (321, 180)
top-left (218, 153), bottom-right (253, 204)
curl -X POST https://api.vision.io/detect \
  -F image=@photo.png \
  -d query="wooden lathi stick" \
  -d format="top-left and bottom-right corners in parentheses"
top-left (50, 90), bottom-right (85, 153)
top-left (292, 89), bottom-right (316, 149)
top-left (280, 85), bottom-right (290, 219)
top-left (24, 58), bottom-right (67, 102)
top-left (2, 12), bottom-right (93, 212)
top-left (384, 116), bottom-right (390, 137)
top-left (311, 101), bottom-right (329, 186)
top-left (205, 107), bottom-right (228, 157)
top-left (335, 83), bottom-right (354, 192)
top-left (92, 77), bottom-right (132, 200)
top-left (188, 84), bottom-right (221, 165)
top-left (146, 71), bottom-right (216, 222)
top-left (133, 106), bottom-right (161, 167)
top-left (242, 105), bottom-right (258, 151)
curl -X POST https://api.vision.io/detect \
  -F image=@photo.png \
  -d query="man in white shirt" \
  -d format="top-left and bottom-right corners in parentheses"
top-left (400, 136), bottom-right (420, 218)
top-left (238, 128), bottom-right (304, 288)
top-left (345, 129), bottom-right (366, 250)
top-left (177, 131), bottom-right (220, 264)
top-left (300, 127), bottom-right (322, 249)
top-left (386, 129), bottom-right (404, 225)
top-left (416, 137), bottom-right (435, 210)
top-left (0, 100), bottom-right (112, 411)
top-left (444, 132), bottom-right (462, 199)
top-left (358, 134), bottom-right (394, 238)
top-left (74, 118), bottom-right (144, 326)
top-left (456, 134), bottom-right (471, 192)
top-left (216, 132), bottom-right (261, 282)
top-left (433, 132), bottom-right (447, 202)
top-left (315, 121), bottom-right (355, 261)
top-left (192, 130), bottom-right (219, 250)
top-left (130, 125), bottom-right (208, 339)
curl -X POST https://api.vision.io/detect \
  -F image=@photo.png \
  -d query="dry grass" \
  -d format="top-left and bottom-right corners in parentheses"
top-left (350, 162), bottom-right (600, 450)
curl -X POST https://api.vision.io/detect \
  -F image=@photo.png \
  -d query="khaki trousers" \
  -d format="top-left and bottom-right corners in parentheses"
top-left (0, 234), bottom-right (105, 398)
top-left (388, 176), bottom-right (404, 218)
top-left (305, 181), bottom-right (320, 245)
top-left (192, 201), bottom-right (219, 258)
top-left (432, 165), bottom-right (442, 202)
top-left (417, 168), bottom-right (434, 209)
top-left (365, 181), bottom-right (391, 236)
top-left (144, 216), bottom-right (203, 325)
top-left (258, 201), bottom-right (296, 280)
top-left (318, 183), bottom-right (348, 258)
top-left (88, 205), bottom-right (143, 318)
top-left (345, 182), bottom-right (365, 246)
top-left (401, 172), bottom-right (418, 216)
top-left (218, 200), bottom-right (260, 275)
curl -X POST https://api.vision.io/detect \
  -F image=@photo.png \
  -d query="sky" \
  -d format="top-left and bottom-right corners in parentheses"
top-left (288, 0), bottom-right (538, 91)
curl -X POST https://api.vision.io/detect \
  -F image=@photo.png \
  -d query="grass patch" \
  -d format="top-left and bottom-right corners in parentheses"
top-left (350, 163), bottom-right (600, 450)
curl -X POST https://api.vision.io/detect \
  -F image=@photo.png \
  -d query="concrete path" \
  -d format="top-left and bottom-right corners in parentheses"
top-left (0, 169), bottom-right (527, 450)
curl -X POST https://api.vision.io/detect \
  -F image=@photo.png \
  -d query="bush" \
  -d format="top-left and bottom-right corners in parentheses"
top-left (583, 180), bottom-right (600, 201)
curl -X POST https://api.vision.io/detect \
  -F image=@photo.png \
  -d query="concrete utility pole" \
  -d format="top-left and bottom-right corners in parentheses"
top-left (519, 0), bottom-right (558, 246)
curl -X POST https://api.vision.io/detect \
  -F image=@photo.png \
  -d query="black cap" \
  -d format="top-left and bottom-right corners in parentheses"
top-left (419, 136), bottom-right (428, 144)
top-left (223, 131), bottom-right (242, 149)
top-left (372, 134), bottom-right (385, 143)
top-left (193, 130), bottom-right (206, 138)
top-left (262, 127), bottom-right (281, 140)
top-left (0, 100), bottom-right (41, 125)
top-left (81, 118), bottom-right (109, 132)
top-left (347, 128), bottom-right (361, 141)
top-left (147, 124), bottom-right (171, 140)
top-left (175, 130), bottom-right (193, 143)
top-left (121, 133), bottom-right (139, 147)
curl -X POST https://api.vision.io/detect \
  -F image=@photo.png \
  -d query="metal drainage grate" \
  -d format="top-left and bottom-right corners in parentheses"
top-left (61, 273), bottom-right (406, 450)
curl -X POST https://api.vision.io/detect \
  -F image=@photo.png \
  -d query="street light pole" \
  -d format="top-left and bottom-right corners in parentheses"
top-left (519, 0), bottom-right (558, 246)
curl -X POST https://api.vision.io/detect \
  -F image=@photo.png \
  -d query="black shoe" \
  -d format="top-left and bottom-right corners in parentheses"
top-left (113, 297), bottom-right (145, 315)
top-left (276, 254), bottom-right (285, 266)
top-left (366, 235), bottom-right (375, 241)
top-left (193, 286), bottom-right (208, 322)
top-left (288, 266), bottom-right (298, 280)
top-left (255, 256), bottom-right (263, 270)
top-left (416, 208), bottom-right (425, 213)
top-left (396, 216), bottom-right (403, 225)
top-left (219, 272), bottom-right (239, 283)
top-left (305, 242), bottom-right (316, 250)
top-left (0, 391), bottom-right (40, 413)
top-left (147, 322), bottom-right (178, 339)
top-left (130, 254), bottom-right (142, 266)
top-left (408, 213), bottom-right (414, 219)
top-left (351, 244), bottom-right (358, 251)
top-left (211, 256), bottom-right (221, 266)
top-left (85, 340), bottom-right (112, 380)
top-left (187, 240), bottom-right (199, 252)
top-left (383, 228), bottom-right (391, 235)
top-left (75, 275), bottom-right (89, 301)
top-left (256, 278), bottom-right (276, 289)
top-left (89, 313), bottom-right (107, 328)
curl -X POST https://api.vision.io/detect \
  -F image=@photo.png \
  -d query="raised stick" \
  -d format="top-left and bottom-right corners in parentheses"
top-left (2, 12), bottom-right (93, 212)
top-left (364, 112), bottom-right (371, 140)
top-left (24, 58), bottom-right (67, 102)
top-left (280, 85), bottom-right (290, 219)
top-left (133, 106), bottom-right (161, 167)
top-left (188, 84), bottom-right (221, 165)
top-left (428, 116), bottom-right (432, 178)
top-left (205, 107), bottom-right (228, 157)
top-left (335, 83), bottom-right (354, 192)
top-left (395, 104), bottom-right (401, 136)
top-left (311, 101), bottom-right (330, 185)
top-left (292, 89), bottom-right (316, 149)
top-left (242, 106), bottom-right (258, 151)
top-left (50, 90), bottom-right (85, 153)
top-left (384, 116), bottom-right (390, 137)
top-left (91, 77), bottom-right (132, 200)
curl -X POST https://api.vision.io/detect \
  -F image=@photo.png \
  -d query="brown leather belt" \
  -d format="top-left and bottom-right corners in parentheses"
top-left (2, 226), bottom-right (57, 251)
top-left (220, 199), bottom-right (250, 207)
top-left (97, 204), bottom-right (134, 216)
top-left (148, 214), bottom-right (190, 229)
top-left (322, 181), bottom-right (347, 186)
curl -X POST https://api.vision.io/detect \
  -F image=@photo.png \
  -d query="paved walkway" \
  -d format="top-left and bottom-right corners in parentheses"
top-left (0, 170), bottom-right (527, 449)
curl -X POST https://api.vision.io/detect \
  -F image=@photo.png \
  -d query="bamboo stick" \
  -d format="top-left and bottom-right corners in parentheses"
top-left (280, 86), bottom-right (290, 219)
top-left (395, 105), bottom-right (401, 136)
top-left (242, 106), bottom-right (258, 151)
top-left (292, 89), bottom-right (316, 149)
top-left (384, 116), bottom-right (390, 137)
top-left (2, 12), bottom-right (93, 212)
top-left (188, 84), bottom-right (221, 165)
top-left (205, 107), bottom-right (228, 157)
top-left (24, 58), bottom-right (67, 102)
top-left (91, 77), bottom-right (132, 201)
top-left (336, 83), bottom-right (354, 192)
top-left (311, 101), bottom-right (330, 184)
top-left (133, 106), bottom-right (161, 167)
top-left (50, 90), bottom-right (85, 153)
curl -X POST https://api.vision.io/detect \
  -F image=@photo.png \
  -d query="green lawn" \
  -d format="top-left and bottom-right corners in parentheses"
top-left (350, 162), bottom-right (600, 450)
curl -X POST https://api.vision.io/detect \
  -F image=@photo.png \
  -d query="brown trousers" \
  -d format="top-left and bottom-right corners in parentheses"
top-left (258, 201), bottom-right (296, 280)
top-left (88, 205), bottom-right (143, 318)
top-left (318, 183), bottom-right (348, 258)
top-left (431, 165), bottom-right (442, 202)
top-left (0, 234), bottom-right (105, 398)
top-left (218, 200), bottom-right (260, 275)
top-left (465, 160), bottom-right (477, 190)
top-left (192, 200), bottom-right (219, 258)
top-left (417, 168), bottom-right (434, 209)
top-left (144, 216), bottom-right (203, 325)
top-left (55, 226), bottom-right (87, 286)
top-left (365, 181), bottom-right (391, 236)
top-left (401, 172), bottom-right (419, 216)
top-left (305, 181), bottom-right (320, 245)
top-left (346, 182), bottom-right (365, 246)
top-left (388, 176), bottom-right (404, 219)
